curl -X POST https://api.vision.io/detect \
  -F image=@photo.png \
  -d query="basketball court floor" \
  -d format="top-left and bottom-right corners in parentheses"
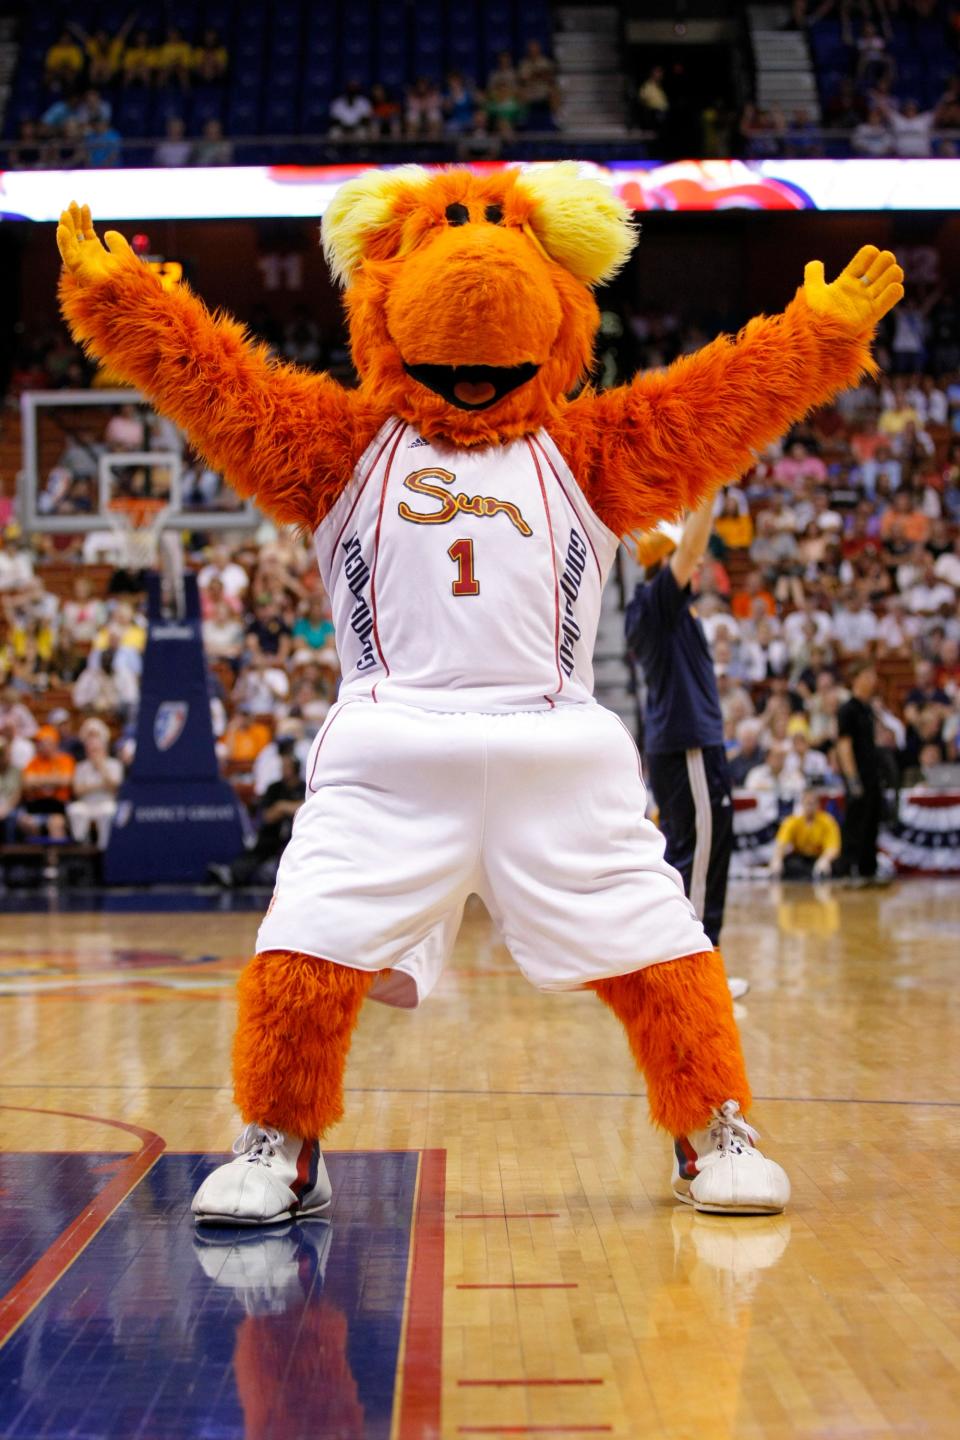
top-left (1, 877), bottom-right (958, 1439)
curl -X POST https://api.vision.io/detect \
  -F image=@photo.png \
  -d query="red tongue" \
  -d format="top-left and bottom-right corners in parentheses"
top-left (454, 380), bottom-right (497, 405)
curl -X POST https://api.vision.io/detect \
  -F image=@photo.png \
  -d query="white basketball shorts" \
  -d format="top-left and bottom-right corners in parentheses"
top-left (256, 699), bottom-right (710, 1008)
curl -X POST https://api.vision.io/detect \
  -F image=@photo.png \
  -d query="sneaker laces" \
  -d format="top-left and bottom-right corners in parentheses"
top-left (699, 1100), bottom-right (760, 1167)
top-left (232, 1123), bottom-right (284, 1165)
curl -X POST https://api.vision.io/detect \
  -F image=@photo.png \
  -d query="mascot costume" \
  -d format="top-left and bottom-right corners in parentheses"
top-left (57, 167), bottom-right (902, 1224)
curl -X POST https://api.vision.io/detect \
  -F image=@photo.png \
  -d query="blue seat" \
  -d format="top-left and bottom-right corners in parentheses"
top-left (226, 99), bottom-right (260, 134)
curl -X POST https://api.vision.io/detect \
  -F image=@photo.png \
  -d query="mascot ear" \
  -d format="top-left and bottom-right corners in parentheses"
top-left (518, 162), bottom-right (638, 287)
top-left (322, 164), bottom-right (432, 287)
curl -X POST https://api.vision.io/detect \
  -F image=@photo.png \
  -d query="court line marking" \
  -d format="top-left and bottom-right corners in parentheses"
top-left (0, 1105), bottom-right (165, 1351)
top-left (457, 1428), bottom-right (612, 1435)
top-left (457, 1283), bottom-right (578, 1290)
top-left (458, 1380), bottom-right (604, 1387)
top-left (456, 1213), bottom-right (561, 1219)
top-left (395, 1148), bottom-right (445, 1440)
top-left (2, 1083), bottom-right (958, 1108)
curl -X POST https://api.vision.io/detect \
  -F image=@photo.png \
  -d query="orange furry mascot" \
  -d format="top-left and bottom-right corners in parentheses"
top-left (58, 167), bottom-right (902, 1222)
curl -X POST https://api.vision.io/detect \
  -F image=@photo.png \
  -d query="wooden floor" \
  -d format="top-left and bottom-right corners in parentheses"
top-left (1, 878), bottom-right (959, 1439)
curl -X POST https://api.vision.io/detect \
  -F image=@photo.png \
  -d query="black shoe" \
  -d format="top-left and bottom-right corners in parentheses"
top-left (207, 863), bottom-right (235, 888)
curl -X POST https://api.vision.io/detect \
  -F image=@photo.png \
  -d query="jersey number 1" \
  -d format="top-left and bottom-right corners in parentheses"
top-left (448, 538), bottom-right (480, 596)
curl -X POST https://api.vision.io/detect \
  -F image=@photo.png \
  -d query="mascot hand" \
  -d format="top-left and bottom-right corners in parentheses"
top-left (57, 201), bottom-right (132, 284)
top-left (803, 245), bottom-right (904, 332)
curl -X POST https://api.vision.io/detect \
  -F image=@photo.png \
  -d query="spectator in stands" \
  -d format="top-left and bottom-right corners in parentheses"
top-left (221, 712), bottom-right (272, 771)
top-left (884, 99), bottom-right (938, 159)
top-left (45, 29), bottom-right (85, 92)
top-left (193, 29), bottom-right (228, 83)
top-left (769, 789), bottom-right (841, 879)
top-left (732, 570), bottom-right (776, 621)
top-left (852, 100), bottom-right (898, 155)
top-left (60, 576), bottom-right (104, 676)
top-left (744, 742), bottom-right (801, 805)
top-left (153, 116), bottom-right (191, 167)
top-left (786, 730), bottom-right (833, 786)
top-left (833, 589), bottom-right (880, 655)
top-left (728, 717), bottom-right (766, 785)
top-left (0, 527), bottom-right (33, 594)
top-left (208, 747), bottom-right (304, 888)
top-left (66, 718), bottom-right (122, 848)
top-left (905, 555), bottom-right (956, 615)
top-left (637, 64), bottom-right (669, 134)
top-left (904, 658), bottom-right (951, 726)
top-left (369, 84), bottom-right (403, 139)
top-left (486, 52), bottom-right (523, 135)
top-left (517, 39), bottom-right (557, 129)
top-left (854, 21), bottom-right (893, 91)
top-left (122, 30), bottom-right (156, 88)
top-left (17, 725), bottom-right (75, 842)
top-left (245, 600), bottom-right (293, 671)
top-left (443, 73), bottom-right (476, 135)
top-left (84, 115), bottom-right (123, 168)
top-left (203, 598), bottom-right (245, 663)
top-left (193, 119), bottom-right (233, 166)
top-left (199, 544), bottom-right (249, 603)
top-left (406, 77), bottom-right (444, 139)
top-left (774, 439), bottom-right (827, 487)
top-left (0, 735), bottom-right (21, 842)
top-left (73, 646), bottom-right (137, 717)
top-left (751, 510), bottom-right (799, 575)
top-left (156, 27), bottom-right (193, 91)
top-left (714, 494), bottom-right (754, 550)
top-left (14, 120), bottom-right (45, 168)
top-left (934, 533), bottom-right (960, 590)
top-left (292, 595), bottom-right (335, 662)
top-left (105, 403), bottom-right (145, 451)
top-left (329, 81), bottom-right (373, 139)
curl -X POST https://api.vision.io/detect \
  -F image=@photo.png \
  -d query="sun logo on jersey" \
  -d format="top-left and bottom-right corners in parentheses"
top-left (398, 468), bottom-right (533, 537)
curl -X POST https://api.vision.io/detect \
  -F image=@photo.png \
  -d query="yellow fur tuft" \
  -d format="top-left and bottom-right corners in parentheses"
top-left (517, 162), bottom-right (638, 287)
top-left (321, 164), bottom-right (431, 287)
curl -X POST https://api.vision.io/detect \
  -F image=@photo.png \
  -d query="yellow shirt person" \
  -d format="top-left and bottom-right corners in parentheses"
top-left (771, 795), bottom-right (841, 879)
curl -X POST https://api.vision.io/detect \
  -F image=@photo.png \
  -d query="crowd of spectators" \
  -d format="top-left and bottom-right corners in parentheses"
top-left (3, 265), bottom-right (960, 881)
top-left (327, 39), bottom-right (558, 152)
top-left (13, 15), bottom-right (232, 169)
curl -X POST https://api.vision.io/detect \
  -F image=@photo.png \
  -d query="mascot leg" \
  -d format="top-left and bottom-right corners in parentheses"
top-left (192, 951), bottom-right (375, 1226)
top-left (591, 949), bottom-right (790, 1214)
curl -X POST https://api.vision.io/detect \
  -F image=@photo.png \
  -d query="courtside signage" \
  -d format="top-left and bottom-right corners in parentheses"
top-left (3, 159), bottom-right (960, 220)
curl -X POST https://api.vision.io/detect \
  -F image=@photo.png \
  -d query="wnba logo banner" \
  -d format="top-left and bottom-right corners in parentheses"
top-left (154, 701), bottom-right (188, 753)
top-left (106, 574), bottom-right (246, 883)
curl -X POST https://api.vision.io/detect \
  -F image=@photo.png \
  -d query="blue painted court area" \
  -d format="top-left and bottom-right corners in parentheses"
top-left (0, 1151), bottom-right (420, 1440)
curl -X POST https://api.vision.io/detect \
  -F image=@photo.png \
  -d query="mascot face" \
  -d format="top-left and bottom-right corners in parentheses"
top-left (322, 164), bottom-right (636, 446)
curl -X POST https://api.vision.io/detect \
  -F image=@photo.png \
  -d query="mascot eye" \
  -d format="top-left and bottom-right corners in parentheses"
top-left (485, 204), bottom-right (504, 225)
top-left (445, 202), bottom-right (469, 226)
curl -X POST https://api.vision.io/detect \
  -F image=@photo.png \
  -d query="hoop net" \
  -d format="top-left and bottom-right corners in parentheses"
top-left (106, 497), bottom-right (184, 609)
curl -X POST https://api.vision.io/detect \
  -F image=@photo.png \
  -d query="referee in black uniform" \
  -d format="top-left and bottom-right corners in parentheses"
top-left (625, 494), bottom-right (738, 959)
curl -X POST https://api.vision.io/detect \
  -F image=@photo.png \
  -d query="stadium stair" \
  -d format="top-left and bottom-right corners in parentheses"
top-left (748, 3), bottom-right (821, 123)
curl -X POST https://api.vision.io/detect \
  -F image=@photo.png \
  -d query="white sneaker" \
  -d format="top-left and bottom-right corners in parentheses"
top-left (672, 1100), bottom-right (790, 1215)
top-left (192, 1123), bottom-right (332, 1226)
top-left (727, 976), bottom-right (750, 1000)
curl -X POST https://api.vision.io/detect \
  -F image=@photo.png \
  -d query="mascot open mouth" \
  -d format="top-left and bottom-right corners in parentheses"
top-left (402, 361), bottom-right (540, 410)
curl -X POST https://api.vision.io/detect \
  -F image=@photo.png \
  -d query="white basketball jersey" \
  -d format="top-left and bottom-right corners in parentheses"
top-left (314, 417), bottom-right (620, 712)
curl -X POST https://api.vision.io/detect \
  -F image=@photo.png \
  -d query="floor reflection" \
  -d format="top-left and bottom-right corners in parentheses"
top-left (0, 1151), bottom-right (419, 1440)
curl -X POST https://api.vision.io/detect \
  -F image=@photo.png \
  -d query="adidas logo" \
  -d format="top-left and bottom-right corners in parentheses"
top-left (408, 436), bottom-right (429, 448)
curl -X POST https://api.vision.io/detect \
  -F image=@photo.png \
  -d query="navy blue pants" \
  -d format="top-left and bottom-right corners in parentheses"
top-left (645, 744), bottom-right (733, 948)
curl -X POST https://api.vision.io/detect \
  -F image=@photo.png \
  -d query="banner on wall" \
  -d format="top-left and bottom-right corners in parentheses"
top-left (4, 158), bottom-right (960, 222)
top-left (731, 788), bottom-right (960, 875)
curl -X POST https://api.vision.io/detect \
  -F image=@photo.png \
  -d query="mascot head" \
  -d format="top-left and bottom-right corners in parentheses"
top-left (322, 164), bottom-right (637, 446)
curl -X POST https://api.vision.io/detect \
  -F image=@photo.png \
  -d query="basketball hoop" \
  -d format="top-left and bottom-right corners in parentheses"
top-left (106, 496), bottom-right (170, 532)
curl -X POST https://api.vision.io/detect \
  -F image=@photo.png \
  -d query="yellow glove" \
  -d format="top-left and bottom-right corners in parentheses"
top-left (56, 200), bottom-right (132, 284)
top-left (803, 245), bottom-right (904, 331)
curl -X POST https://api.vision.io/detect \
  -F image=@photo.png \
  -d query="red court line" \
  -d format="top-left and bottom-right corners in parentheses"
top-left (456, 1213), bottom-right (560, 1219)
top-left (0, 1104), bottom-right (165, 1350)
top-left (459, 1379), bottom-right (603, 1388)
top-left (457, 1283), bottom-right (578, 1290)
top-left (396, 1148), bottom-right (446, 1440)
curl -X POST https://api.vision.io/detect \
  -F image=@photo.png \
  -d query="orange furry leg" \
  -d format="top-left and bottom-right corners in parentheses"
top-left (590, 949), bottom-right (751, 1136)
top-left (232, 950), bottom-right (376, 1138)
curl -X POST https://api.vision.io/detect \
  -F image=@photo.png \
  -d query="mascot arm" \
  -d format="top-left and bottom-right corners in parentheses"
top-left (57, 204), bottom-right (370, 528)
top-left (568, 246), bottom-right (903, 537)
